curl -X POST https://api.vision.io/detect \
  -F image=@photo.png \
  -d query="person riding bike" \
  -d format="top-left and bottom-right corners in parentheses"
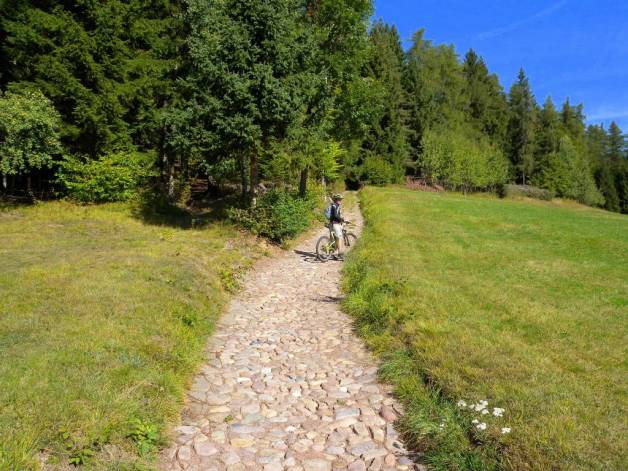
top-left (329, 194), bottom-right (345, 259)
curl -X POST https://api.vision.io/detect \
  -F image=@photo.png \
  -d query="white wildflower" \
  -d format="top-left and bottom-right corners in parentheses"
top-left (474, 403), bottom-right (485, 412)
top-left (501, 427), bottom-right (511, 434)
top-left (471, 419), bottom-right (479, 424)
top-left (476, 422), bottom-right (487, 431)
top-left (439, 422), bottom-right (445, 429)
top-left (493, 407), bottom-right (505, 417)
top-left (481, 409), bottom-right (489, 415)
top-left (457, 400), bottom-right (467, 408)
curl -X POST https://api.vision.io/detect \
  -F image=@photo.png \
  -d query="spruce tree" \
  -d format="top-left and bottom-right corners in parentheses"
top-left (1, 0), bottom-right (183, 157)
top-left (462, 49), bottom-right (508, 146)
top-left (354, 21), bottom-right (409, 184)
top-left (607, 121), bottom-right (626, 163)
top-left (404, 30), bottom-right (469, 171)
top-left (507, 68), bottom-right (537, 184)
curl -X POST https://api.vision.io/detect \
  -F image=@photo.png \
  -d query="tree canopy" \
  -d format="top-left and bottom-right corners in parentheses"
top-left (1, 1), bottom-right (626, 212)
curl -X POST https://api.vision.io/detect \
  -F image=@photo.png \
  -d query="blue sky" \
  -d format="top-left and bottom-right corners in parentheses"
top-left (373, 0), bottom-right (628, 131)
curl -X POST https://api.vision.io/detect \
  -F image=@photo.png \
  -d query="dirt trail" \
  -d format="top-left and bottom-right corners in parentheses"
top-left (161, 203), bottom-right (418, 470)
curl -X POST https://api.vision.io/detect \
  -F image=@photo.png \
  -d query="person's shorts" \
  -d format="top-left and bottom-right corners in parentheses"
top-left (332, 223), bottom-right (343, 241)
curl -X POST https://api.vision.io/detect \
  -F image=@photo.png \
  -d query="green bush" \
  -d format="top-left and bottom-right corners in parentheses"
top-left (0, 88), bottom-right (61, 177)
top-left (228, 189), bottom-right (318, 242)
top-left (58, 151), bottom-right (156, 203)
top-left (421, 127), bottom-right (509, 192)
top-left (504, 184), bottom-right (553, 201)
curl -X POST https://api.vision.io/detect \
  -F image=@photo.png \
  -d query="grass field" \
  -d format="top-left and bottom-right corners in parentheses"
top-left (0, 201), bottom-right (260, 469)
top-left (343, 187), bottom-right (627, 470)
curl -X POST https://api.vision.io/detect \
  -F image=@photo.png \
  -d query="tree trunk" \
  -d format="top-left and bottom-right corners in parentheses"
top-left (167, 156), bottom-right (175, 200)
top-left (2, 174), bottom-right (6, 190)
top-left (249, 151), bottom-right (258, 206)
top-left (239, 153), bottom-right (248, 202)
top-left (299, 167), bottom-right (308, 198)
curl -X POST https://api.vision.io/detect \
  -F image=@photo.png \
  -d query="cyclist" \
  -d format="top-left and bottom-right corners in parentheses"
top-left (329, 194), bottom-right (345, 259)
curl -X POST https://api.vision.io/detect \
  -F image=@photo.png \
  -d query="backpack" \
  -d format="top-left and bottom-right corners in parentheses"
top-left (324, 205), bottom-right (332, 220)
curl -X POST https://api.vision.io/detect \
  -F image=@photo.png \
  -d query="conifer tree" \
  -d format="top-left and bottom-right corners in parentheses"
top-left (462, 49), bottom-right (508, 146)
top-left (351, 21), bottom-right (408, 184)
top-left (507, 69), bottom-right (537, 184)
top-left (404, 30), bottom-right (469, 171)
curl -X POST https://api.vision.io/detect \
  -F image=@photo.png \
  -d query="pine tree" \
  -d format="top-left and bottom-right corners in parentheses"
top-left (173, 0), bottom-right (324, 202)
top-left (507, 69), bottom-right (537, 184)
top-left (404, 30), bottom-right (469, 171)
top-left (607, 121), bottom-right (626, 163)
top-left (1, 1), bottom-right (184, 157)
top-left (353, 21), bottom-right (409, 184)
top-left (462, 49), bottom-right (508, 146)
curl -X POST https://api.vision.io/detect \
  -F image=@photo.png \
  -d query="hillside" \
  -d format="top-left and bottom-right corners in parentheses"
top-left (0, 202), bottom-right (260, 469)
top-left (343, 187), bottom-right (628, 469)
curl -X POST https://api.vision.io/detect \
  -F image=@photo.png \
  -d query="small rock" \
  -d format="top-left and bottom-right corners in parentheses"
top-left (348, 460), bottom-right (367, 471)
top-left (231, 437), bottom-right (255, 448)
top-left (177, 445), bottom-right (192, 462)
top-left (335, 408), bottom-right (360, 420)
top-left (194, 440), bottom-right (219, 457)
top-left (303, 458), bottom-right (332, 471)
top-left (379, 406), bottom-right (397, 422)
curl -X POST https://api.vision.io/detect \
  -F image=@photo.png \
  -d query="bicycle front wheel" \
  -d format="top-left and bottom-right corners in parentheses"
top-left (316, 235), bottom-right (335, 262)
top-left (343, 232), bottom-right (357, 249)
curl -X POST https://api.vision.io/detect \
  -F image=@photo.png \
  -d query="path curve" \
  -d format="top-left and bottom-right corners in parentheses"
top-left (161, 203), bottom-right (418, 471)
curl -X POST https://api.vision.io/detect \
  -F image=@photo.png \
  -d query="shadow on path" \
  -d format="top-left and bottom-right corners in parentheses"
top-left (293, 249), bottom-right (321, 263)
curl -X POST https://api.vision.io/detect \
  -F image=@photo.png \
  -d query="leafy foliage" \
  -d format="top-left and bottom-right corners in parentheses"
top-left (228, 188), bottom-right (320, 242)
top-left (57, 151), bottom-right (156, 203)
top-left (421, 128), bottom-right (508, 192)
top-left (0, 88), bottom-right (61, 176)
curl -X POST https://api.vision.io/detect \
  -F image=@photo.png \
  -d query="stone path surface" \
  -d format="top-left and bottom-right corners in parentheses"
top-left (161, 204), bottom-right (418, 471)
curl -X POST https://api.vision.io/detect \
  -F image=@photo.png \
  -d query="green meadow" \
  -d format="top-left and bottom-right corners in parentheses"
top-left (343, 187), bottom-right (627, 470)
top-left (0, 202), bottom-right (260, 469)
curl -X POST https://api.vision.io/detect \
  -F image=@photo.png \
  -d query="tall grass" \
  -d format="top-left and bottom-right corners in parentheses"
top-left (0, 201), bottom-right (260, 469)
top-left (343, 187), bottom-right (627, 470)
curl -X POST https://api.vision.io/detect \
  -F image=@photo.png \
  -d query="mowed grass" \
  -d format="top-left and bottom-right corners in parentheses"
top-left (343, 187), bottom-right (627, 470)
top-left (0, 201), bottom-right (260, 469)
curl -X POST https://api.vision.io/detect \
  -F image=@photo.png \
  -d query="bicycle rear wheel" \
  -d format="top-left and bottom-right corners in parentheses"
top-left (316, 235), bottom-right (335, 262)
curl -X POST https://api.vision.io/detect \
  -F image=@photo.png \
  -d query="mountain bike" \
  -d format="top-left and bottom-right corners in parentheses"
top-left (316, 222), bottom-right (357, 262)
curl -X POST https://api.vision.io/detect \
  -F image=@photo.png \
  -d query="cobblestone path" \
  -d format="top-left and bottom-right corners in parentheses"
top-left (161, 205), bottom-right (418, 471)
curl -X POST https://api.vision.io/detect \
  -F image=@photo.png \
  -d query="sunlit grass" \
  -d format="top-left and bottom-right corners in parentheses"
top-left (343, 187), bottom-right (627, 470)
top-left (0, 201), bottom-right (260, 469)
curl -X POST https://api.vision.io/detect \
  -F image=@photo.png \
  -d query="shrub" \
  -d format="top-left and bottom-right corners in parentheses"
top-left (58, 151), bottom-right (156, 203)
top-left (228, 189), bottom-right (318, 242)
top-left (0, 88), bottom-right (61, 178)
top-left (504, 184), bottom-right (553, 201)
top-left (421, 127), bottom-right (509, 192)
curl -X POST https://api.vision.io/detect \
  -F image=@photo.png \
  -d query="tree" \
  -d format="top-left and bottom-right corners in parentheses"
top-left (507, 69), bottom-right (537, 184)
top-left (462, 49), bottom-right (508, 146)
top-left (560, 98), bottom-right (586, 149)
top-left (0, 89), bottom-right (61, 191)
top-left (607, 121), bottom-right (626, 163)
top-left (346, 21), bottom-right (408, 185)
top-left (174, 0), bottom-right (319, 203)
top-left (538, 136), bottom-right (604, 206)
top-left (404, 30), bottom-right (469, 172)
top-left (1, 1), bottom-right (183, 157)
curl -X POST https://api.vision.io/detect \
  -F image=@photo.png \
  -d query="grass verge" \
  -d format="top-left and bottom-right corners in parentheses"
top-left (343, 187), bottom-right (627, 470)
top-left (0, 201), bottom-right (261, 469)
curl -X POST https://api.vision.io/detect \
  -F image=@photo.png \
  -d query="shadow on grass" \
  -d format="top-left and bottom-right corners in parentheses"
top-left (0, 195), bottom-right (36, 212)
top-left (131, 187), bottom-right (242, 229)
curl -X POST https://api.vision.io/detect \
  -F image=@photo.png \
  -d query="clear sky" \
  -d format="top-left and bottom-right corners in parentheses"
top-left (373, 0), bottom-right (628, 131)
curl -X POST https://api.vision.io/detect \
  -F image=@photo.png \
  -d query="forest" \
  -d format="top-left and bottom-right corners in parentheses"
top-left (1, 0), bottom-right (627, 214)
